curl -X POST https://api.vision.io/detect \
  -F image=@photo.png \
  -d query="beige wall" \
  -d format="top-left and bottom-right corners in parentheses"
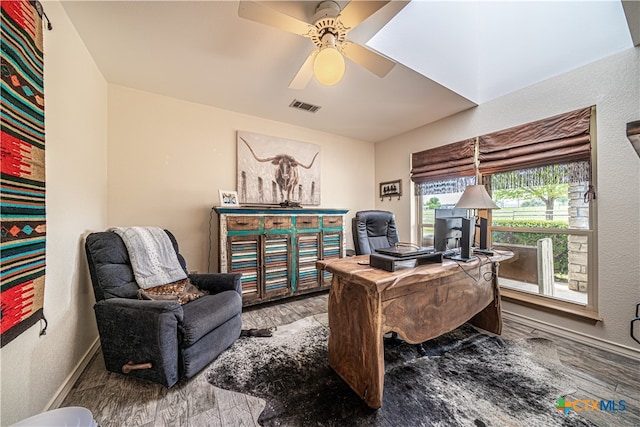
top-left (375, 47), bottom-right (640, 352)
top-left (0, 2), bottom-right (108, 425)
top-left (2, 9), bottom-right (374, 423)
top-left (2, 3), bottom-right (636, 424)
top-left (107, 85), bottom-right (376, 272)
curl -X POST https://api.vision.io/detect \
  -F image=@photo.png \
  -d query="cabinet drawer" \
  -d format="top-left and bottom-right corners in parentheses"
top-left (323, 216), bottom-right (343, 228)
top-left (227, 216), bottom-right (260, 231)
top-left (296, 216), bottom-right (319, 228)
top-left (265, 216), bottom-right (292, 230)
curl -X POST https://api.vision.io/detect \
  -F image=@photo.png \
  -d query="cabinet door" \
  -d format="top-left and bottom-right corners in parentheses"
top-left (297, 233), bottom-right (321, 290)
top-left (321, 231), bottom-right (343, 287)
top-left (263, 234), bottom-right (291, 298)
top-left (228, 235), bottom-right (260, 303)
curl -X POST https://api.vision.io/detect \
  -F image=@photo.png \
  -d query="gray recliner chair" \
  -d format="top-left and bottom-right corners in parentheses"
top-left (85, 230), bottom-right (242, 387)
top-left (352, 210), bottom-right (400, 255)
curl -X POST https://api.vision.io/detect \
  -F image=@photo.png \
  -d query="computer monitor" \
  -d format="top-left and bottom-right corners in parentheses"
top-left (433, 209), bottom-right (475, 260)
top-left (434, 209), bottom-right (465, 251)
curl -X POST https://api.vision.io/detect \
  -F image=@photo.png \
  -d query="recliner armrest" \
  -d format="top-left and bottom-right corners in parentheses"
top-left (189, 273), bottom-right (242, 296)
top-left (96, 297), bottom-right (184, 321)
top-left (94, 298), bottom-right (184, 387)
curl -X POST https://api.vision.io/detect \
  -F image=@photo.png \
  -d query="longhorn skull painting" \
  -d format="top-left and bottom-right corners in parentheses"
top-left (237, 131), bottom-right (321, 205)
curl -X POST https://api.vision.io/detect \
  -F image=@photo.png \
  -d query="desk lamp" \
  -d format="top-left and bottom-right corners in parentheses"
top-left (454, 185), bottom-right (500, 254)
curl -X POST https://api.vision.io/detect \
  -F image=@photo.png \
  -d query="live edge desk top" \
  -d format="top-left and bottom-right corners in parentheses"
top-left (316, 252), bottom-right (512, 409)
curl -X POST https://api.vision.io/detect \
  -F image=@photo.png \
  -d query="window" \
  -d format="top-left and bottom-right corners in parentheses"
top-left (487, 163), bottom-right (594, 308)
top-left (412, 107), bottom-right (598, 317)
top-left (416, 177), bottom-right (474, 247)
top-left (412, 139), bottom-right (476, 248)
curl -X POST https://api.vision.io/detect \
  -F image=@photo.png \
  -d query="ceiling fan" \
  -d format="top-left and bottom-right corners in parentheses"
top-left (238, 1), bottom-right (396, 88)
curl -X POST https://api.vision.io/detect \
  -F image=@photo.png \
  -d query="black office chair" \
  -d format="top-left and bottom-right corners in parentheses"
top-left (352, 210), bottom-right (400, 255)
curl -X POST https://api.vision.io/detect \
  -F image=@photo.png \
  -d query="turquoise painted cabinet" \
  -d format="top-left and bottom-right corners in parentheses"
top-left (214, 207), bottom-right (348, 306)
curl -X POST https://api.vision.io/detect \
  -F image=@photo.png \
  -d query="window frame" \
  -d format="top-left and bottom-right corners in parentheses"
top-left (488, 212), bottom-right (598, 317)
top-left (415, 188), bottom-right (599, 320)
top-left (413, 107), bottom-right (599, 321)
top-left (482, 109), bottom-right (599, 319)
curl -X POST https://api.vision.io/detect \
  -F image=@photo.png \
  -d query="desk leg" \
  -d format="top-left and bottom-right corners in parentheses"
top-left (469, 261), bottom-right (502, 335)
top-left (328, 275), bottom-right (384, 409)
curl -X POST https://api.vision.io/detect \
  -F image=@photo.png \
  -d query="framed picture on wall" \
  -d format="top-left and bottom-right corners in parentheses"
top-left (219, 190), bottom-right (240, 207)
top-left (237, 131), bottom-right (321, 205)
top-left (380, 179), bottom-right (402, 200)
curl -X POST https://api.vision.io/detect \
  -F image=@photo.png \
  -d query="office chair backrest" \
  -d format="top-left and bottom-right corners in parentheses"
top-left (352, 210), bottom-right (400, 255)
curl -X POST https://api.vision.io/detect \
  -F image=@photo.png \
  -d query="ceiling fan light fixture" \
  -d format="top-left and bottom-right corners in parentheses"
top-left (313, 46), bottom-right (345, 86)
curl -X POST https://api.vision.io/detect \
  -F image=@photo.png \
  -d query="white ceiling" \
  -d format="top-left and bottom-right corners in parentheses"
top-left (59, 1), bottom-right (634, 143)
top-left (370, 0), bottom-right (633, 104)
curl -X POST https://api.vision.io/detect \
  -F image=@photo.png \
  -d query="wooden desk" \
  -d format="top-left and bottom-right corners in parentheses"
top-left (316, 253), bottom-right (511, 409)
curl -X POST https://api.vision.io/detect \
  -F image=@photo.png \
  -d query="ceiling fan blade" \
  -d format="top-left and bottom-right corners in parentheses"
top-left (238, 1), bottom-right (312, 36)
top-left (341, 41), bottom-right (395, 78)
top-left (338, 1), bottom-right (391, 29)
top-left (289, 50), bottom-right (317, 90)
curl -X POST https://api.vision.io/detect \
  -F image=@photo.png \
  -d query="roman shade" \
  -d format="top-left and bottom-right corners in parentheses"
top-left (410, 106), bottom-right (594, 197)
top-left (410, 138), bottom-right (476, 182)
top-left (478, 107), bottom-right (593, 175)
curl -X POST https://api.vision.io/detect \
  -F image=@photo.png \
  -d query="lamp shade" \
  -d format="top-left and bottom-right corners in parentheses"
top-left (314, 46), bottom-right (345, 86)
top-left (454, 185), bottom-right (500, 209)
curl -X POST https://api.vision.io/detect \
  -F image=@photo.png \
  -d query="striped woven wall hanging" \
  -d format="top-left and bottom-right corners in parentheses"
top-left (1, 0), bottom-right (48, 347)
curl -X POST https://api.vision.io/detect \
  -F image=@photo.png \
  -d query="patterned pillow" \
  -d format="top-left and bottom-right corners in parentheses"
top-left (137, 278), bottom-right (207, 305)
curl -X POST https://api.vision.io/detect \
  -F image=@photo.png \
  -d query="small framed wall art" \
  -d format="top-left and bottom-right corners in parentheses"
top-left (219, 190), bottom-right (240, 207)
top-left (380, 179), bottom-right (402, 201)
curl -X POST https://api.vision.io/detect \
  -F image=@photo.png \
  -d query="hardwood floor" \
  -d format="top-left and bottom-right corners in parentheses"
top-left (61, 292), bottom-right (639, 426)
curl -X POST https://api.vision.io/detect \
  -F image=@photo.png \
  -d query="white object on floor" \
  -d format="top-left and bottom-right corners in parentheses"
top-left (11, 407), bottom-right (97, 427)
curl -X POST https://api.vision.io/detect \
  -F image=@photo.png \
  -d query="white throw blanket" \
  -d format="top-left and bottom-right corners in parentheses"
top-left (110, 226), bottom-right (187, 289)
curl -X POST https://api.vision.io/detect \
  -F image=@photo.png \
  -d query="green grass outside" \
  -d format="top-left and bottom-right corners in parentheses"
top-left (422, 206), bottom-right (570, 224)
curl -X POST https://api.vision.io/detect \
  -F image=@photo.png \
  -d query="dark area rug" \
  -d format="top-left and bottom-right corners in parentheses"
top-left (207, 315), bottom-right (594, 426)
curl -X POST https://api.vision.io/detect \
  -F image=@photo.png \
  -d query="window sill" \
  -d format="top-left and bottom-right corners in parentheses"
top-left (500, 288), bottom-right (602, 324)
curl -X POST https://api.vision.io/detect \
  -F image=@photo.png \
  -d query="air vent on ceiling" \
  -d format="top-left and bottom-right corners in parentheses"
top-left (289, 99), bottom-right (321, 113)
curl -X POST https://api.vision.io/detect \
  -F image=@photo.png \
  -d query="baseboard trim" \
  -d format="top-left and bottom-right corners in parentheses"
top-left (503, 310), bottom-right (640, 361)
top-left (45, 337), bottom-right (101, 411)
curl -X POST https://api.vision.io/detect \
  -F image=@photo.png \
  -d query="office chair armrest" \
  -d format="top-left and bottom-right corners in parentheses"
top-left (189, 273), bottom-right (242, 296)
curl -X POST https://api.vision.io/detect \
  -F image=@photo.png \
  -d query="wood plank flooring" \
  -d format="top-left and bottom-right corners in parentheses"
top-left (61, 292), bottom-right (639, 426)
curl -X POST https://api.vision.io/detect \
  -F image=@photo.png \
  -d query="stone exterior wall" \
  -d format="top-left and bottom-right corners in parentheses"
top-left (567, 182), bottom-right (589, 292)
